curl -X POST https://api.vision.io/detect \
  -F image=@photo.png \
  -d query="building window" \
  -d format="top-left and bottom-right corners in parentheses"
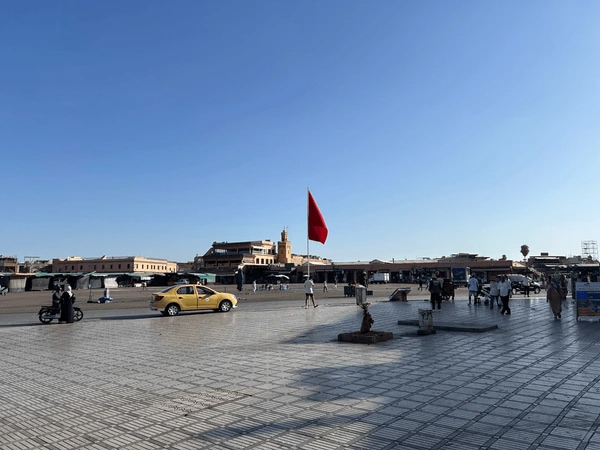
top-left (102, 265), bottom-right (105, 269)
top-left (127, 264), bottom-right (130, 269)
top-left (94, 265), bottom-right (97, 270)
top-left (80, 265), bottom-right (83, 270)
top-left (71, 265), bottom-right (75, 270)
top-left (110, 265), bottom-right (113, 269)
top-left (118, 264), bottom-right (121, 269)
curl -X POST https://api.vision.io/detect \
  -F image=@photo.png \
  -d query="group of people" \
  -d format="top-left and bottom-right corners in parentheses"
top-left (51, 284), bottom-right (75, 324)
top-left (429, 273), bottom-right (569, 319)
top-left (485, 276), bottom-right (514, 314)
top-left (305, 271), bottom-right (570, 318)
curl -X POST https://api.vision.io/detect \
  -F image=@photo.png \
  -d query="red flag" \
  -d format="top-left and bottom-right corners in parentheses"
top-left (308, 190), bottom-right (328, 244)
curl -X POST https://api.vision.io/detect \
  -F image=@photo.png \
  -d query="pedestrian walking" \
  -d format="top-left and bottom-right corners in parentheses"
top-left (522, 277), bottom-right (530, 297)
top-left (428, 276), bottom-right (442, 310)
top-left (418, 277), bottom-right (423, 291)
top-left (252, 280), bottom-right (257, 293)
top-left (498, 276), bottom-right (511, 315)
top-left (435, 272), bottom-right (444, 292)
top-left (235, 268), bottom-right (244, 292)
top-left (468, 275), bottom-right (479, 305)
top-left (546, 276), bottom-right (562, 319)
top-left (304, 276), bottom-right (318, 308)
top-left (358, 270), bottom-right (367, 288)
top-left (323, 280), bottom-right (328, 292)
top-left (559, 275), bottom-right (568, 301)
top-left (489, 278), bottom-right (500, 309)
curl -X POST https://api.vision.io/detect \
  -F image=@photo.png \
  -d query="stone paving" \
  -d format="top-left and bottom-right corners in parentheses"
top-left (2, 294), bottom-right (600, 449)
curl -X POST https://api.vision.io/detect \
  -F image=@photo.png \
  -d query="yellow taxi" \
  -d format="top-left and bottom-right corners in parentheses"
top-left (150, 284), bottom-right (238, 316)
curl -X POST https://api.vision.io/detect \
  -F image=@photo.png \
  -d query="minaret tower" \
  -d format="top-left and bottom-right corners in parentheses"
top-left (277, 228), bottom-right (292, 264)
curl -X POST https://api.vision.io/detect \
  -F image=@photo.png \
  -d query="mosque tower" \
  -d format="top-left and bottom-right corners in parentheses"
top-left (277, 228), bottom-right (292, 264)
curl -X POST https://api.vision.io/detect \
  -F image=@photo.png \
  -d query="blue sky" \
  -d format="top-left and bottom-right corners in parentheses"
top-left (3, 1), bottom-right (600, 264)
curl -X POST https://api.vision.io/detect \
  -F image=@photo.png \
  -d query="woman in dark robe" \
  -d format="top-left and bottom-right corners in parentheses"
top-left (59, 285), bottom-right (75, 324)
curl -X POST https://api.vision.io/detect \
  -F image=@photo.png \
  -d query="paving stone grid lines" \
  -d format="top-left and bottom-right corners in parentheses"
top-left (2, 297), bottom-right (600, 449)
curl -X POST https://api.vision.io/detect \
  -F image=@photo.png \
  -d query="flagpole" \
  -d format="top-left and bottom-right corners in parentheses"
top-left (307, 188), bottom-right (310, 278)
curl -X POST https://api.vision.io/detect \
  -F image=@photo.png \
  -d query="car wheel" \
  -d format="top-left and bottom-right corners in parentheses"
top-left (534, 287), bottom-right (541, 294)
top-left (165, 304), bottom-right (180, 316)
top-left (74, 309), bottom-right (83, 321)
top-left (219, 300), bottom-right (233, 312)
top-left (512, 288), bottom-right (518, 295)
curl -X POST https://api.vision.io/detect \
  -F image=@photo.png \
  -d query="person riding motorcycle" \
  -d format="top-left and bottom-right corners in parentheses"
top-left (51, 286), bottom-right (61, 312)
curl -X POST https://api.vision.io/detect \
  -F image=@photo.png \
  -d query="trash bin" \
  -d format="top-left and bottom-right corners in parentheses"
top-left (356, 285), bottom-right (367, 305)
top-left (418, 309), bottom-right (433, 331)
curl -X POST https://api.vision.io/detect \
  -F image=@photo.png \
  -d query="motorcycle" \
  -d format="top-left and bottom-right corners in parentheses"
top-left (38, 299), bottom-right (83, 324)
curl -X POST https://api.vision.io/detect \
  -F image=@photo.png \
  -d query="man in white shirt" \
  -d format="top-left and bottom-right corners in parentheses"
top-left (468, 275), bottom-right (479, 305)
top-left (489, 278), bottom-right (500, 310)
top-left (304, 276), bottom-right (318, 308)
top-left (498, 275), bottom-right (512, 315)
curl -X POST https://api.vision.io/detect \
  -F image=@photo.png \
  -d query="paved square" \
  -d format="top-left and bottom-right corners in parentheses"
top-left (2, 295), bottom-right (600, 449)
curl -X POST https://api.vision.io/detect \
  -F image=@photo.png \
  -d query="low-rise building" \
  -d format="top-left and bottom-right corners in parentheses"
top-left (51, 255), bottom-right (177, 274)
top-left (195, 229), bottom-right (330, 283)
top-left (0, 255), bottom-right (19, 273)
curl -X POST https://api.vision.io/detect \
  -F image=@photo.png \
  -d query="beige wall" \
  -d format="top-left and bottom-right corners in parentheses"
top-left (52, 256), bottom-right (177, 273)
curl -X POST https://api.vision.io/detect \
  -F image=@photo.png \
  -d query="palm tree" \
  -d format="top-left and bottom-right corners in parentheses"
top-left (520, 245), bottom-right (530, 272)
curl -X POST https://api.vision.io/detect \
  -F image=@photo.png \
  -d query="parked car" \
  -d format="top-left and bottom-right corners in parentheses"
top-left (512, 280), bottom-right (542, 295)
top-left (506, 275), bottom-right (541, 295)
top-left (150, 284), bottom-right (237, 316)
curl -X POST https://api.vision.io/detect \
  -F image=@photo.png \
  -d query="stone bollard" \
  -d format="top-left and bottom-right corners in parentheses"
top-left (417, 309), bottom-right (436, 335)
